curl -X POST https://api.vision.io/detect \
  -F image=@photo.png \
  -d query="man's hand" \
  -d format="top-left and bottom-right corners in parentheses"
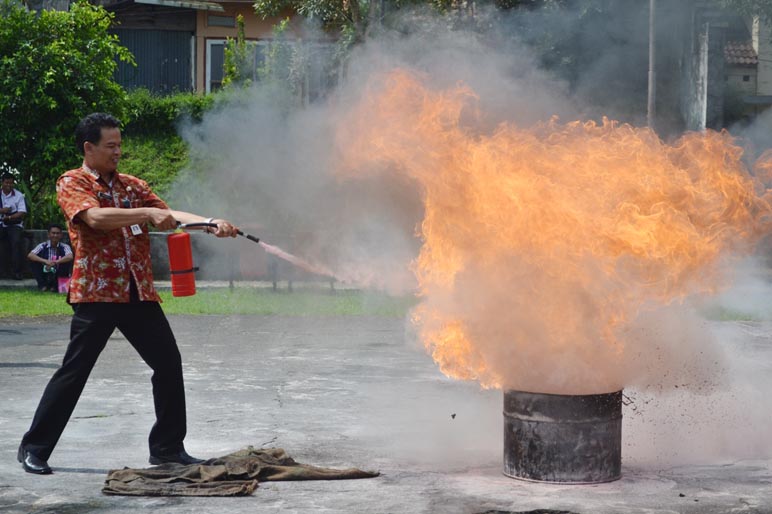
top-left (0, 207), bottom-right (10, 214)
top-left (168, 210), bottom-right (239, 238)
top-left (147, 208), bottom-right (178, 231)
top-left (208, 219), bottom-right (239, 238)
top-left (212, 219), bottom-right (239, 238)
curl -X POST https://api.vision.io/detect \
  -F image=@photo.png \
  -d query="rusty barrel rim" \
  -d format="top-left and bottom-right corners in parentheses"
top-left (503, 389), bottom-right (623, 422)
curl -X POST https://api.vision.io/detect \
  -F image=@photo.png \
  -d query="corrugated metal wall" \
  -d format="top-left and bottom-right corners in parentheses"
top-left (112, 29), bottom-right (193, 93)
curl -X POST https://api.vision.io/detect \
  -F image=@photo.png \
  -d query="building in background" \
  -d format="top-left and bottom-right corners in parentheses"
top-left (724, 41), bottom-right (757, 100)
top-left (744, 16), bottom-right (772, 114)
top-left (104, 0), bottom-right (210, 93)
top-left (99, 0), bottom-right (335, 97)
top-left (29, 0), bottom-right (772, 126)
top-left (723, 13), bottom-right (772, 125)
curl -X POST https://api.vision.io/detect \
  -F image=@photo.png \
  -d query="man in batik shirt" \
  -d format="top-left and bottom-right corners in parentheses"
top-left (18, 113), bottom-right (239, 475)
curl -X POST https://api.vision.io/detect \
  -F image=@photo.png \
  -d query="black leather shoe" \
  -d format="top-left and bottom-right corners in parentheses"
top-left (17, 446), bottom-right (52, 475)
top-left (148, 450), bottom-right (204, 466)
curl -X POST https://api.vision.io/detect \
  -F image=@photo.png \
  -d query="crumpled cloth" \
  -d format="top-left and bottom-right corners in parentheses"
top-left (102, 446), bottom-right (379, 496)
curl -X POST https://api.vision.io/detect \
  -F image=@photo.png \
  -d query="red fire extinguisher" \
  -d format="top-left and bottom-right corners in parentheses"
top-left (167, 222), bottom-right (259, 298)
top-left (167, 230), bottom-right (197, 297)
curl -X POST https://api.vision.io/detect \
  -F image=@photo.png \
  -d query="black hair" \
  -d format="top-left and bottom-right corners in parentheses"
top-left (48, 223), bottom-right (64, 233)
top-left (74, 113), bottom-right (121, 155)
top-left (1, 172), bottom-right (14, 181)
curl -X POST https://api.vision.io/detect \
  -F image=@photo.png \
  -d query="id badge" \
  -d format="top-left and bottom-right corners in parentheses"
top-left (130, 224), bottom-right (143, 236)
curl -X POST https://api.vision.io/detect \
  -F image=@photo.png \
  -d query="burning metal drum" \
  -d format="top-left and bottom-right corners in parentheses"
top-left (503, 390), bottom-right (622, 484)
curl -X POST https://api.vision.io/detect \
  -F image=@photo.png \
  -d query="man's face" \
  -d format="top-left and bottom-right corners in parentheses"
top-left (85, 127), bottom-right (121, 174)
top-left (48, 227), bottom-right (63, 243)
top-left (1, 178), bottom-right (13, 194)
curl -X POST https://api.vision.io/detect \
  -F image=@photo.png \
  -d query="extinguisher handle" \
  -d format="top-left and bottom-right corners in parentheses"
top-left (176, 222), bottom-right (261, 244)
top-left (177, 222), bottom-right (218, 229)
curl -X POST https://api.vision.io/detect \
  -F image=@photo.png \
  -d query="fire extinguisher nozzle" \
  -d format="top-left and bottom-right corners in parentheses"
top-left (237, 230), bottom-right (260, 244)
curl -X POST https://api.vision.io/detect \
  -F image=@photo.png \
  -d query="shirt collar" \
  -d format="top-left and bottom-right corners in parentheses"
top-left (82, 162), bottom-right (99, 178)
top-left (1, 189), bottom-right (15, 197)
top-left (82, 163), bottom-right (117, 188)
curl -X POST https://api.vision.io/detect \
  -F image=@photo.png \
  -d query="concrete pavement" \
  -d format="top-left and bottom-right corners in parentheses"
top-left (1, 313), bottom-right (771, 513)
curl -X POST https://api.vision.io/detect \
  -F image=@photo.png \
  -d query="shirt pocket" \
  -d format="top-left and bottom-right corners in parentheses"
top-left (96, 190), bottom-right (115, 208)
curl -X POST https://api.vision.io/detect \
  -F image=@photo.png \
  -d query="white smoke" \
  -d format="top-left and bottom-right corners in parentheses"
top-left (167, 6), bottom-right (772, 465)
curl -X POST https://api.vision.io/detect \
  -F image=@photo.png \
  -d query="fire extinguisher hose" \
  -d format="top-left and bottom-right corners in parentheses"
top-left (177, 222), bottom-right (261, 244)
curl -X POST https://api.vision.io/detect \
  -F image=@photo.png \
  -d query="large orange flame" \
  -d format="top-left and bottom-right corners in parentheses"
top-left (335, 69), bottom-right (772, 393)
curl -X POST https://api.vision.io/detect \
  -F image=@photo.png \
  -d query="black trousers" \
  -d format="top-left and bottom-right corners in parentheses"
top-left (31, 262), bottom-right (71, 290)
top-left (0, 225), bottom-right (23, 275)
top-left (20, 300), bottom-right (187, 461)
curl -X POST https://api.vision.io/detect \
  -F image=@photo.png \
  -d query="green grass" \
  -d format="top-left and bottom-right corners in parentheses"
top-left (0, 290), bottom-right (73, 317)
top-left (3, 288), bottom-right (767, 322)
top-left (0, 288), bottom-right (418, 318)
top-left (698, 305), bottom-right (764, 322)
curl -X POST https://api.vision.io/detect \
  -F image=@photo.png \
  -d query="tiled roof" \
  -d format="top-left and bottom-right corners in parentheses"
top-left (725, 41), bottom-right (758, 66)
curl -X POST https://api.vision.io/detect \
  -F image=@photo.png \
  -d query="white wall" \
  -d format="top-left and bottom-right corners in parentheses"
top-left (754, 17), bottom-right (772, 96)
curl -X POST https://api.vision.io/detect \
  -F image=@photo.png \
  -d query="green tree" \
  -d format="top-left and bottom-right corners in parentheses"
top-left (254, 0), bottom-right (375, 48)
top-left (720, 0), bottom-right (772, 22)
top-left (257, 19), bottom-right (301, 98)
top-left (222, 17), bottom-right (331, 111)
top-left (223, 14), bottom-right (258, 89)
top-left (0, 0), bottom-right (133, 227)
top-left (252, 0), bottom-right (772, 61)
top-left (252, 0), bottom-right (554, 53)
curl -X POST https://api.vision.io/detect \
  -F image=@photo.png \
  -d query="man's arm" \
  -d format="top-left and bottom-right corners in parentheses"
top-left (78, 207), bottom-right (177, 231)
top-left (5, 193), bottom-right (28, 222)
top-left (1, 212), bottom-right (23, 224)
top-left (1, 189), bottom-right (26, 216)
top-left (79, 207), bottom-right (238, 237)
top-left (27, 249), bottom-right (50, 265)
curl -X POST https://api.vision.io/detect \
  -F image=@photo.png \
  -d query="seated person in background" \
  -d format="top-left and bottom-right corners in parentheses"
top-left (27, 223), bottom-right (73, 292)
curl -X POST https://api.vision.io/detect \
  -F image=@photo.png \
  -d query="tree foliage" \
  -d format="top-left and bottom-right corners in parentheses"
top-left (254, 0), bottom-right (393, 50)
top-left (252, 0), bottom-right (772, 60)
top-left (257, 19), bottom-right (301, 96)
top-left (252, 0), bottom-right (567, 51)
top-left (123, 88), bottom-right (215, 136)
top-left (120, 88), bottom-right (216, 199)
top-left (720, 0), bottom-right (772, 22)
top-left (0, 0), bottom-right (133, 227)
top-left (223, 14), bottom-right (258, 89)
top-left (222, 17), bottom-right (335, 111)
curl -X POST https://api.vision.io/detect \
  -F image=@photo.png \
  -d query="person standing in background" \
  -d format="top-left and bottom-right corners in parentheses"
top-left (0, 172), bottom-right (28, 279)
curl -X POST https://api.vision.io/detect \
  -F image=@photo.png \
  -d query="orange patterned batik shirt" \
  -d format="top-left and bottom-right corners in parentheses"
top-left (57, 166), bottom-right (169, 303)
